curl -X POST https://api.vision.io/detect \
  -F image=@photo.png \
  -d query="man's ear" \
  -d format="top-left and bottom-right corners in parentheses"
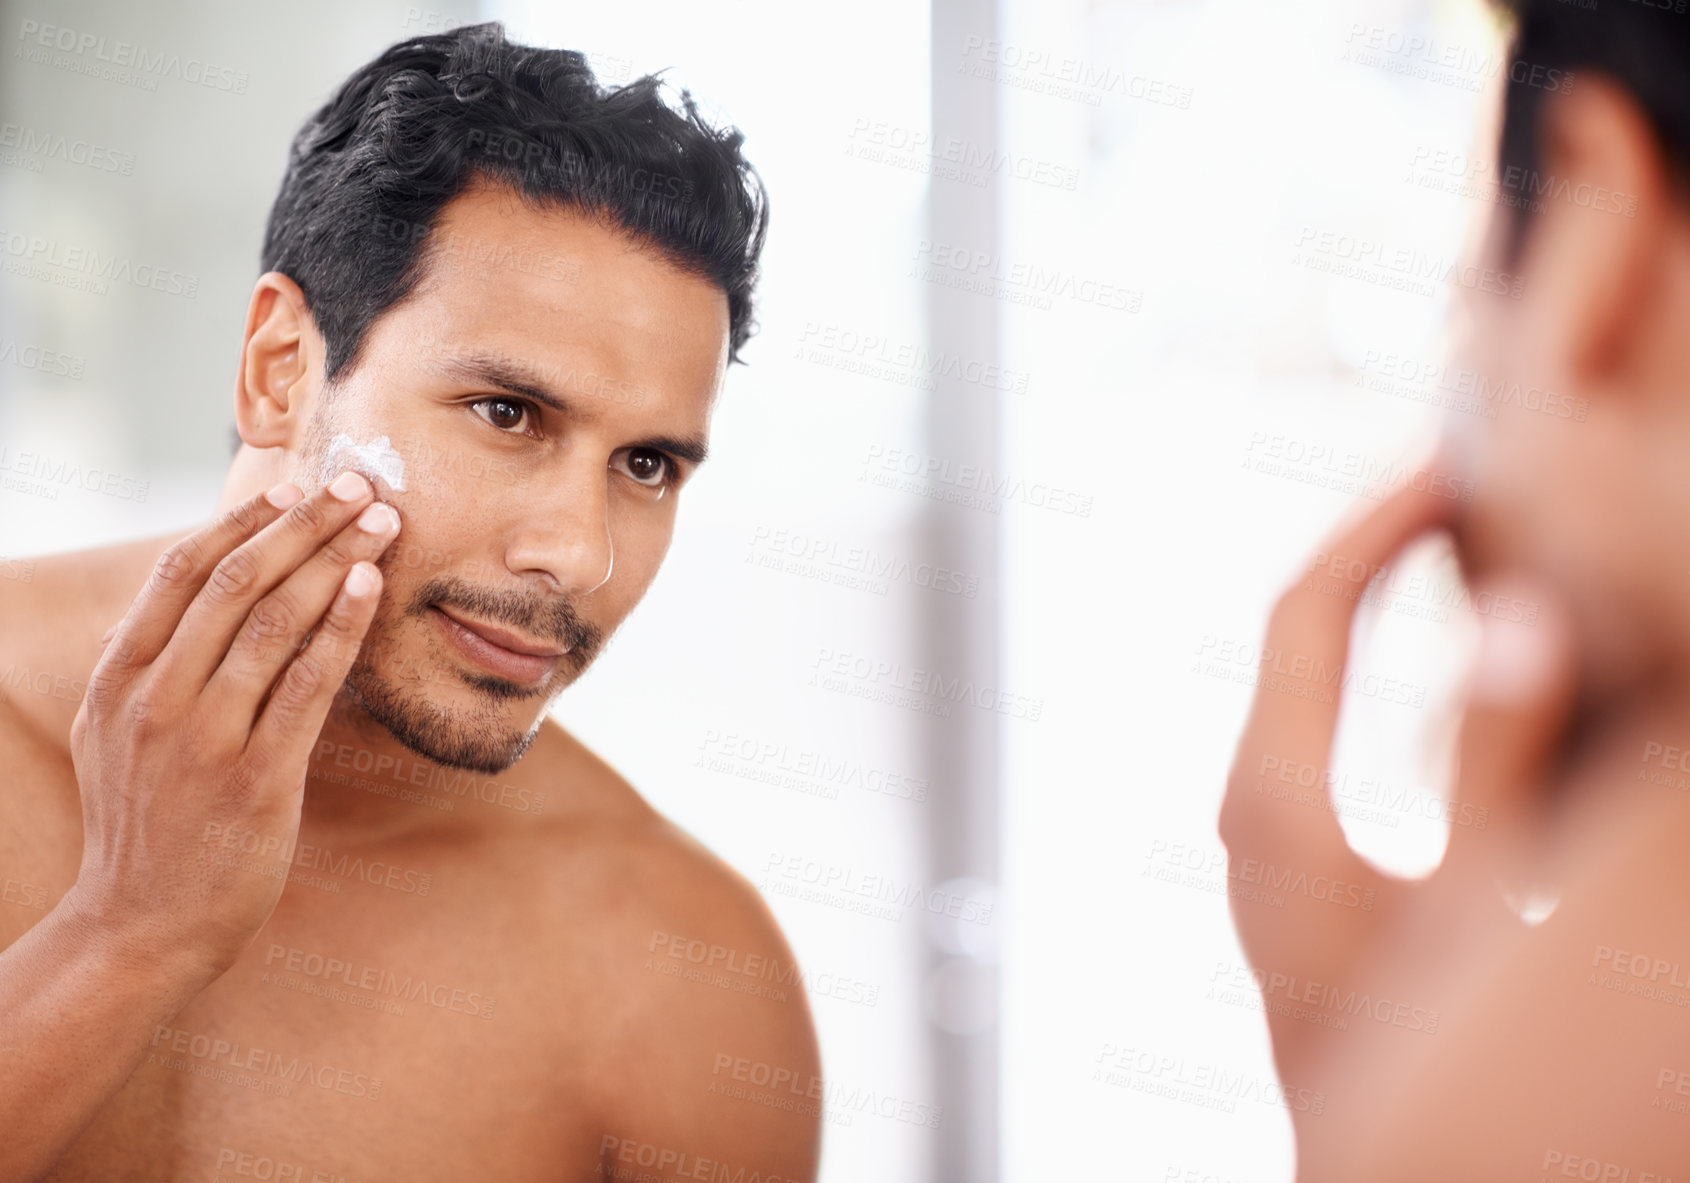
top-left (234, 272), bottom-right (323, 449)
top-left (1516, 74), bottom-right (1674, 391)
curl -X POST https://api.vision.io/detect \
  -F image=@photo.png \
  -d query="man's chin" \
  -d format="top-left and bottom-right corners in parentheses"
top-left (337, 664), bottom-right (543, 775)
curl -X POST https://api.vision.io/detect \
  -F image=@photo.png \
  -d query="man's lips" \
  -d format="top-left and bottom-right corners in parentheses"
top-left (429, 608), bottom-right (563, 684)
top-left (433, 605), bottom-right (570, 658)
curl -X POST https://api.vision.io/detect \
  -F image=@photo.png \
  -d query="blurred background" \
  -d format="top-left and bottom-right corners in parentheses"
top-left (0, 0), bottom-right (1504, 1177)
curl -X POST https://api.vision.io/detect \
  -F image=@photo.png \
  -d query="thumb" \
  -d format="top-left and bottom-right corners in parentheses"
top-left (1441, 576), bottom-right (1577, 913)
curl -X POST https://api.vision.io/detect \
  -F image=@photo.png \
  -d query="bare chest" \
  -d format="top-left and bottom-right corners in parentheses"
top-left (0, 704), bottom-right (610, 1182)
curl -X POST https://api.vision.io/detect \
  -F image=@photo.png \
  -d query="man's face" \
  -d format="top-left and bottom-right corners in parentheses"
top-left (291, 180), bottom-right (728, 773)
top-left (1444, 153), bottom-right (1687, 703)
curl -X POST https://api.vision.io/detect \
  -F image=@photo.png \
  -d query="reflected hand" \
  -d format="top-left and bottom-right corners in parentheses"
top-left (1219, 476), bottom-right (1580, 1179)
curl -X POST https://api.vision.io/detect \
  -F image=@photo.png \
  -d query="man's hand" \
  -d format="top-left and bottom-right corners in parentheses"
top-left (1218, 477), bottom-right (1580, 1146)
top-left (62, 471), bottom-right (401, 978)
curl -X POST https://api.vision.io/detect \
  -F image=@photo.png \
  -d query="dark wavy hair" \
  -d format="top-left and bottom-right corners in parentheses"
top-left (1489, 0), bottom-right (1690, 260)
top-left (260, 22), bottom-right (768, 383)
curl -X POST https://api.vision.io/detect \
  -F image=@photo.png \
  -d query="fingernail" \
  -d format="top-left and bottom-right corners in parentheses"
top-left (329, 471), bottom-right (370, 502)
top-left (1471, 615), bottom-right (1557, 704)
top-left (265, 482), bottom-right (303, 509)
top-left (345, 563), bottom-right (377, 596)
top-left (356, 502), bottom-right (399, 535)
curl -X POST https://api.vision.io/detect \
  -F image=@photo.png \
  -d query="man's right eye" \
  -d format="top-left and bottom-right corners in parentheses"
top-left (469, 397), bottom-right (540, 437)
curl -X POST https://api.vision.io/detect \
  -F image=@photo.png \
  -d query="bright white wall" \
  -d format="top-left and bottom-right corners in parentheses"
top-left (996, 0), bottom-right (1500, 1177)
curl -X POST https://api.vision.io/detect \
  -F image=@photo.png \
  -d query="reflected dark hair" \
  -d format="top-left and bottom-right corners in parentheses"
top-left (260, 21), bottom-right (768, 383)
top-left (1490, 0), bottom-right (1690, 260)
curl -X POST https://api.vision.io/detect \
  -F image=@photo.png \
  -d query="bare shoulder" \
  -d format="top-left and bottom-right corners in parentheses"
top-left (522, 726), bottom-right (822, 1179)
top-left (0, 534), bottom-right (173, 732)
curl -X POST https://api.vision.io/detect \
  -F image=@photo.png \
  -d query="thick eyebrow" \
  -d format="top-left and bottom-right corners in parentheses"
top-left (432, 351), bottom-right (710, 467)
top-left (634, 433), bottom-right (710, 468)
top-left (436, 352), bottom-right (568, 413)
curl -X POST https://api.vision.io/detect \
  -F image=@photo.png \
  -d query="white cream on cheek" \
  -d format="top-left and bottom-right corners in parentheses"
top-left (320, 432), bottom-right (407, 493)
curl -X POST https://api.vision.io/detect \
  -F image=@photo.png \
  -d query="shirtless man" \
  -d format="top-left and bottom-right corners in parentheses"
top-left (0, 22), bottom-right (819, 1182)
top-left (1222, 1), bottom-right (1690, 1178)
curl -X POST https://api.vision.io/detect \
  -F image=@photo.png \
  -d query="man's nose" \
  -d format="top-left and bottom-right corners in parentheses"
top-left (503, 460), bottom-right (614, 597)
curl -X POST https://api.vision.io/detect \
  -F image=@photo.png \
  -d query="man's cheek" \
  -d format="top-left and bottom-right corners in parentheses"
top-left (381, 531), bottom-right (452, 583)
top-left (392, 432), bottom-right (525, 500)
top-left (320, 431), bottom-right (409, 494)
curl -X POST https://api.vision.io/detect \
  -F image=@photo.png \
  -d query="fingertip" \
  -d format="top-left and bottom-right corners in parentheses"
top-left (344, 561), bottom-right (380, 599)
top-left (1471, 619), bottom-right (1554, 706)
top-left (1468, 581), bottom-right (1572, 708)
top-left (265, 482), bottom-right (304, 510)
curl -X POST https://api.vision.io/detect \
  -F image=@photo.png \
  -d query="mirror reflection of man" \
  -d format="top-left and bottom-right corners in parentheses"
top-left (0, 23), bottom-right (820, 1181)
top-left (1223, 2), bottom-right (1690, 1178)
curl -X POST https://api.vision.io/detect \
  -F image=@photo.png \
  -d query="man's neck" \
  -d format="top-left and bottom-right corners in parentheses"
top-left (298, 693), bottom-right (524, 847)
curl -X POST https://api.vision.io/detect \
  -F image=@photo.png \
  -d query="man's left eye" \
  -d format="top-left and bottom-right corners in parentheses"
top-left (618, 448), bottom-right (672, 488)
top-left (471, 398), bottom-right (533, 433)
